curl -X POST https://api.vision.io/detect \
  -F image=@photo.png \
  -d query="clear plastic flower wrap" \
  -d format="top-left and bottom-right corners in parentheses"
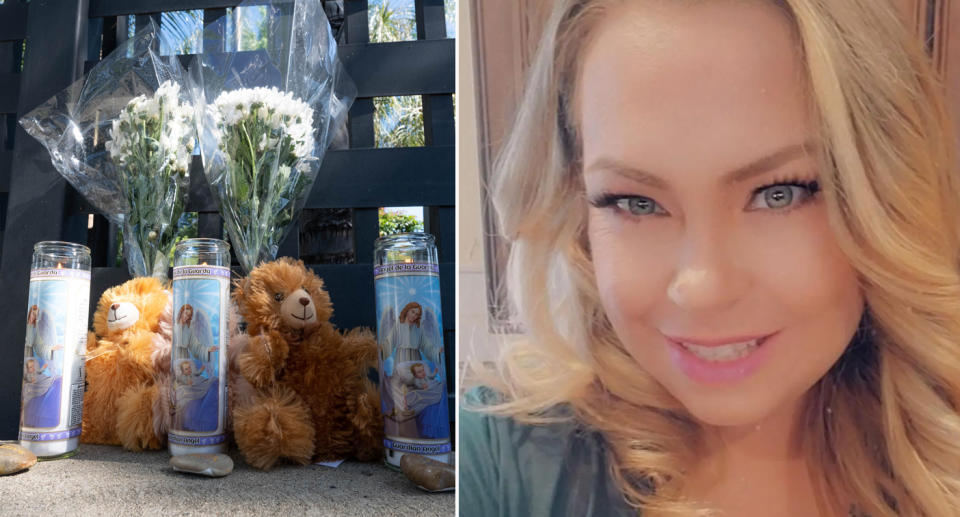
top-left (19, 22), bottom-right (194, 279)
top-left (192, 0), bottom-right (356, 273)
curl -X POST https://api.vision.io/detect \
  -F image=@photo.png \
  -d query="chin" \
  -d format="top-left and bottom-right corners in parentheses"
top-left (663, 376), bottom-right (812, 430)
top-left (678, 393), bottom-right (781, 427)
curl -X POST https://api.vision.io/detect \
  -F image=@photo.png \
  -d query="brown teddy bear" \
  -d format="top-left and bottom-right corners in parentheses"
top-left (232, 257), bottom-right (383, 469)
top-left (82, 277), bottom-right (172, 450)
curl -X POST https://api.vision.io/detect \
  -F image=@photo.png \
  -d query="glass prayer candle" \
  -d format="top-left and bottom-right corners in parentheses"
top-left (19, 241), bottom-right (91, 459)
top-left (169, 238), bottom-right (230, 456)
top-left (374, 232), bottom-right (451, 469)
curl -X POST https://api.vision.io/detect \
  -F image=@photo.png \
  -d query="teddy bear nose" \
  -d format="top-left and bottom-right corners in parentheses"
top-left (111, 303), bottom-right (119, 310)
top-left (299, 297), bottom-right (310, 306)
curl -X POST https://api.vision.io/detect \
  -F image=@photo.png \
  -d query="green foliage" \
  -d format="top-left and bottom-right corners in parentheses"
top-left (379, 208), bottom-right (423, 236)
top-left (368, 1), bottom-right (425, 148)
top-left (445, 0), bottom-right (456, 37)
top-left (237, 6), bottom-right (270, 51)
top-left (161, 10), bottom-right (203, 55)
top-left (117, 211), bottom-right (199, 267)
top-left (374, 96), bottom-right (424, 148)
top-left (369, 0), bottom-right (415, 43)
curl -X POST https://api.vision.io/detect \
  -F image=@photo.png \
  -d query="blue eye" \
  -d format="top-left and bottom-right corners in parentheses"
top-left (747, 180), bottom-right (820, 211)
top-left (615, 197), bottom-right (662, 215)
top-left (590, 194), bottom-right (667, 217)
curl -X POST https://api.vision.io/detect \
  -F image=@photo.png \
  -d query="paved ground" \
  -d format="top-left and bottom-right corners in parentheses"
top-left (0, 443), bottom-right (454, 516)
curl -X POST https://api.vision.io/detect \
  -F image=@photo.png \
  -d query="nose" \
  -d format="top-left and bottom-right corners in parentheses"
top-left (299, 297), bottom-right (310, 306)
top-left (111, 303), bottom-right (119, 310)
top-left (667, 227), bottom-right (746, 312)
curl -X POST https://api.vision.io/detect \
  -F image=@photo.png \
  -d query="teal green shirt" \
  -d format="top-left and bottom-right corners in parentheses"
top-left (460, 388), bottom-right (865, 517)
top-left (459, 387), bottom-right (636, 517)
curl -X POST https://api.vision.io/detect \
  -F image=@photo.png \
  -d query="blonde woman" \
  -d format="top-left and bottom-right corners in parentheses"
top-left (461, 0), bottom-right (960, 516)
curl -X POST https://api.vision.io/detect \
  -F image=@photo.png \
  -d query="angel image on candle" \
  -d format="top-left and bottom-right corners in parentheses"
top-left (172, 303), bottom-right (219, 432)
top-left (21, 302), bottom-right (64, 428)
top-left (379, 301), bottom-right (449, 439)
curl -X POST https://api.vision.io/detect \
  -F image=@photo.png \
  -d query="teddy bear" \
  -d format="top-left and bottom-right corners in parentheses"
top-left (231, 257), bottom-right (383, 469)
top-left (82, 277), bottom-right (172, 450)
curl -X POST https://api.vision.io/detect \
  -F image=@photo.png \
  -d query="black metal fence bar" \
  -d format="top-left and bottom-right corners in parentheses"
top-left (0, 0), bottom-right (92, 439)
top-left (63, 147), bottom-right (453, 215)
top-left (307, 147), bottom-right (455, 207)
top-left (412, 0), bottom-right (455, 395)
top-left (0, 78), bottom-right (19, 113)
top-left (342, 0), bottom-right (377, 332)
top-left (0, 150), bottom-right (12, 191)
top-left (416, 0), bottom-right (446, 40)
top-left (426, 205), bottom-right (454, 263)
top-left (339, 40), bottom-right (454, 96)
top-left (90, 0), bottom-right (236, 17)
top-left (80, 41), bottom-right (454, 98)
top-left (0, 3), bottom-right (29, 39)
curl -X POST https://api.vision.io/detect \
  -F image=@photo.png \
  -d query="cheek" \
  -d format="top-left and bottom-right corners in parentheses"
top-left (587, 211), bottom-right (674, 327)
top-left (748, 209), bottom-right (863, 324)
top-left (753, 213), bottom-right (865, 387)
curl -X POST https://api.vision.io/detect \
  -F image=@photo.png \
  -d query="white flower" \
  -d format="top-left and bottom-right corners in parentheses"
top-left (107, 80), bottom-right (195, 176)
top-left (211, 86), bottom-right (316, 164)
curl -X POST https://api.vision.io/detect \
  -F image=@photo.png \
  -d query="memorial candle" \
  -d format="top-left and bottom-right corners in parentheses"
top-left (19, 241), bottom-right (91, 459)
top-left (374, 233), bottom-right (451, 469)
top-left (169, 238), bottom-right (230, 456)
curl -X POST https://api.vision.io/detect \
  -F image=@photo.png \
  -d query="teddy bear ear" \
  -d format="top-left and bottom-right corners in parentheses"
top-left (307, 269), bottom-right (324, 290)
top-left (232, 277), bottom-right (251, 298)
top-left (276, 256), bottom-right (297, 269)
top-left (136, 278), bottom-right (152, 295)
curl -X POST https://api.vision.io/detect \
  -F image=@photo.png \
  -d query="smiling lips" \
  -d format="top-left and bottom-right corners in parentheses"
top-left (663, 331), bottom-right (780, 383)
top-left (663, 333), bottom-right (775, 363)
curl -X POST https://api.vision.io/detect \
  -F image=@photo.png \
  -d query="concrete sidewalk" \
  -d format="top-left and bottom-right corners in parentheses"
top-left (0, 443), bottom-right (454, 516)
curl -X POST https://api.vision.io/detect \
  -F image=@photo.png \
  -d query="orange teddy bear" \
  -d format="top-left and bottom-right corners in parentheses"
top-left (81, 277), bottom-right (172, 450)
top-left (231, 258), bottom-right (384, 469)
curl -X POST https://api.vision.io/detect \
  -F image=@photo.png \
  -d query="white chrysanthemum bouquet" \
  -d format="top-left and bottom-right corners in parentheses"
top-left (20, 20), bottom-right (196, 279)
top-left (193, 0), bottom-right (354, 273)
top-left (209, 86), bottom-right (315, 270)
top-left (105, 80), bottom-right (194, 278)
top-left (211, 87), bottom-right (315, 261)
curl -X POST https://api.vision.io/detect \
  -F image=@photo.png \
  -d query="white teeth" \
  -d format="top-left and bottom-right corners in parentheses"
top-left (680, 339), bottom-right (759, 362)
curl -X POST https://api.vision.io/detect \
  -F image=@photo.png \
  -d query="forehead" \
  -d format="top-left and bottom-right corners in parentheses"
top-left (577, 1), bottom-right (811, 179)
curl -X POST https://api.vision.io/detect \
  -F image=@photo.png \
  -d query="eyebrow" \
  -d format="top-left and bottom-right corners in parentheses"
top-left (584, 140), bottom-right (818, 189)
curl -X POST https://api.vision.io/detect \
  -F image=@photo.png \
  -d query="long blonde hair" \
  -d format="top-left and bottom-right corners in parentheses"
top-left (474, 0), bottom-right (960, 515)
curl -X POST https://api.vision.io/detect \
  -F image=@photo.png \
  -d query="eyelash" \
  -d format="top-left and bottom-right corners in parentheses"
top-left (588, 176), bottom-right (821, 218)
